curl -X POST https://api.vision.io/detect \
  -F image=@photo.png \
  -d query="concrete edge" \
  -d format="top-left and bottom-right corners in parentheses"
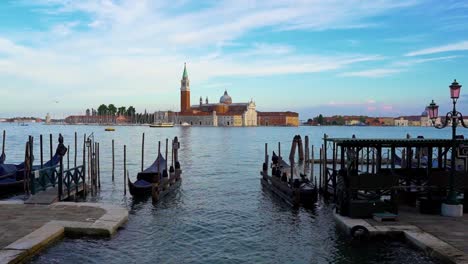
top-left (404, 230), bottom-right (468, 264)
top-left (1, 223), bottom-right (64, 264)
top-left (0, 202), bottom-right (128, 264)
top-left (333, 211), bottom-right (468, 264)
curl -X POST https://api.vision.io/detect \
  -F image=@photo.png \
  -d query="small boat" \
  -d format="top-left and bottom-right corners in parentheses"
top-left (149, 122), bottom-right (174, 128)
top-left (151, 136), bottom-right (182, 203)
top-left (260, 136), bottom-right (317, 207)
top-left (128, 153), bottom-right (166, 196)
top-left (152, 162), bottom-right (182, 203)
top-left (0, 146), bottom-right (64, 196)
top-left (105, 127), bottom-right (115, 131)
top-left (180, 122), bottom-right (190, 127)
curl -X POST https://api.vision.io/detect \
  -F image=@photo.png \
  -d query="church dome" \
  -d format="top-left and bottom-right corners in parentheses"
top-left (220, 90), bottom-right (232, 104)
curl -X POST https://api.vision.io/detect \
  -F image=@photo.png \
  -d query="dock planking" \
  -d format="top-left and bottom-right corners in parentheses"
top-left (25, 183), bottom-right (85, 205)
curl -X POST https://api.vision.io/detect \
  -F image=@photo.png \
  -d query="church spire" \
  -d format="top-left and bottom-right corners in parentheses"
top-left (181, 62), bottom-right (190, 91)
top-left (182, 62), bottom-right (188, 79)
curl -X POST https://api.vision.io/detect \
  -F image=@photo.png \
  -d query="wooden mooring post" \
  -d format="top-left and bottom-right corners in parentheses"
top-left (124, 145), bottom-right (127, 196)
top-left (49, 134), bottom-right (53, 161)
top-left (97, 142), bottom-right (101, 189)
top-left (310, 145), bottom-right (314, 180)
top-left (74, 132), bottom-right (77, 168)
top-left (112, 139), bottom-right (115, 182)
top-left (319, 146), bottom-right (322, 192)
top-left (141, 133), bottom-right (145, 171)
top-left (39, 135), bottom-right (43, 168)
top-left (83, 134), bottom-right (87, 195)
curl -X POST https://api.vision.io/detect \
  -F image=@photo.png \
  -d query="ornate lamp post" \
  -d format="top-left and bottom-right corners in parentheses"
top-left (427, 79), bottom-right (466, 216)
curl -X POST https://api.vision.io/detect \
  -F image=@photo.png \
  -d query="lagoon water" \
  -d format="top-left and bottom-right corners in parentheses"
top-left (1, 123), bottom-right (459, 263)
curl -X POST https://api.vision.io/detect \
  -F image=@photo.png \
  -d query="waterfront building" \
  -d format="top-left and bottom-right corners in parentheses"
top-left (45, 113), bottom-right (51, 124)
top-left (394, 117), bottom-right (409, 126)
top-left (176, 63), bottom-right (258, 127)
top-left (257, 112), bottom-right (299, 126)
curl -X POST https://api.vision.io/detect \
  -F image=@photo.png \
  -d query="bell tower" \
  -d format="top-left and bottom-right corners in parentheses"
top-left (180, 63), bottom-right (190, 113)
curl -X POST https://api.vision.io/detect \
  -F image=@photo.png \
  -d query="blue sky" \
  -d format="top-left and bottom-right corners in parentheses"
top-left (1, 0), bottom-right (468, 119)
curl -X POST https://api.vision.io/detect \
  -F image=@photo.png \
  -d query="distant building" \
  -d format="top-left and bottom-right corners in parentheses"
top-left (257, 112), bottom-right (299, 126)
top-left (65, 115), bottom-right (117, 124)
top-left (45, 113), bottom-right (51, 124)
top-left (394, 117), bottom-right (409, 126)
top-left (175, 63), bottom-right (297, 127)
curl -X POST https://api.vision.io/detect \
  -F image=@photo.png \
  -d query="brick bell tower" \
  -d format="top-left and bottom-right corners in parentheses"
top-left (180, 63), bottom-right (190, 113)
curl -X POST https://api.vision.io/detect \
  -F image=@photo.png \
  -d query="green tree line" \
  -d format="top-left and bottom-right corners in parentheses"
top-left (97, 104), bottom-right (136, 116)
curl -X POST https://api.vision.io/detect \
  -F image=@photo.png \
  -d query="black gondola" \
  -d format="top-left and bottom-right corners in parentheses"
top-left (0, 152), bottom-right (63, 196)
top-left (128, 153), bottom-right (166, 197)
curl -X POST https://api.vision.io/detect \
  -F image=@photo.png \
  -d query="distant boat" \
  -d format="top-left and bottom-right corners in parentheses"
top-left (149, 122), bottom-right (174, 128)
top-left (180, 122), bottom-right (190, 127)
top-left (105, 127), bottom-right (115, 132)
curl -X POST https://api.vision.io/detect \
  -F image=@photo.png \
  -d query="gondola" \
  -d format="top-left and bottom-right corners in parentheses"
top-left (152, 161), bottom-right (182, 203)
top-left (128, 153), bottom-right (166, 197)
top-left (0, 152), bottom-right (63, 196)
top-left (261, 138), bottom-right (318, 207)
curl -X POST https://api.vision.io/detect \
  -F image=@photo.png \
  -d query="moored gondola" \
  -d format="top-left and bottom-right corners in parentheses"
top-left (260, 136), bottom-right (317, 207)
top-left (151, 137), bottom-right (182, 203)
top-left (0, 140), bottom-right (65, 196)
top-left (128, 153), bottom-right (166, 197)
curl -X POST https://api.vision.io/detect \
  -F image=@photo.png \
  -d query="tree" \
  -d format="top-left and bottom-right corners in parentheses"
top-left (118, 106), bottom-right (126, 116)
top-left (127, 106), bottom-right (136, 117)
top-left (314, 114), bottom-right (324, 125)
top-left (97, 104), bottom-right (108, 116)
top-left (108, 104), bottom-right (117, 116)
top-left (359, 115), bottom-right (367, 123)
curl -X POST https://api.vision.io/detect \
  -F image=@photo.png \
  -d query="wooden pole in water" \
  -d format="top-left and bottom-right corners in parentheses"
top-left (49, 134), bottom-right (53, 161)
top-left (40, 135), bottom-right (44, 168)
top-left (305, 136), bottom-right (309, 163)
top-left (112, 139), bottom-right (115, 182)
top-left (298, 136), bottom-right (304, 162)
top-left (319, 147), bottom-right (322, 191)
top-left (74, 132), bottom-right (77, 168)
top-left (171, 139), bottom-right (174, 167)
top-left (278, 142), bottom-right (281, 158)
top-left (157, 141), bottom-right (161, 174)
top-left (1, 130), bottom-right (5, 159)
top-left (165, 138), bottom-right (168, 172)
top-left (311, 145), bottom-right (314, 180)
top-left (67, 144), bottom-right (70, 170)
top-left (83, 134), bottom-right (86, 195)
top-left (97, 142), bottom-right (101, 189)
top-left (141, 133), bottom-right (145, 172)
top-left (124, 145), bottom-right (127, 196)
top-left (264, 143), bottom-right (268, 165)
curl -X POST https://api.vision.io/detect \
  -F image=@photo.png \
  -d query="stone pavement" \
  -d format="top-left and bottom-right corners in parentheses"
top-left (334, 208), bottom-right (468, 264)
top-left (369, 207), bottom-right (468, 255)
top-left (0, 201), bottom-right (128, 264)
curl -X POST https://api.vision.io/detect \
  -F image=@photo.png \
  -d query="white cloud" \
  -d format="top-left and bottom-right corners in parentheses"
top-left (340, 68), bottom-right (404, 78)
top-left (1, 0), bottom-right (417, 113)
top-left (405, 41), bottom-right (468, 56)
top-left (393, 55), bottom-right (460, 66)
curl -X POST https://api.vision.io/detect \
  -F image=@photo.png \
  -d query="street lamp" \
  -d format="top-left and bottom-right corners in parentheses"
top-left (427, 79), bottom-right (467, 217)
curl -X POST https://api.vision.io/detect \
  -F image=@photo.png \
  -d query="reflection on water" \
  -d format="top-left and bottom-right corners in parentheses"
top-left (0, 124), bottom-right (448, 263)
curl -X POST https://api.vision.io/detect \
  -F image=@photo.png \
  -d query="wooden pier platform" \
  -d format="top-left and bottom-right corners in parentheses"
top-left (334, 207), bottom-right (468, 264)
top-left (0, 201), bottom-right (128, 264)
top-left (25, 183), bottom-right (85, 205)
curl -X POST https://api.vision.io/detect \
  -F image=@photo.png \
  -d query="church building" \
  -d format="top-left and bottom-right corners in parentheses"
top-left (176, 63), bottom-right (258, 127)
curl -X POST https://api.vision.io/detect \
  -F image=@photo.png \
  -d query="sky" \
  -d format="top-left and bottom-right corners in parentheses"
top-left (1, 0), bottom-right (468, 119)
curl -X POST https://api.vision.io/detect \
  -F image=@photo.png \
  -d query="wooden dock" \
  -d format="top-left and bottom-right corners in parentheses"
top-left (25, 183), bottom-right (85, 205)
